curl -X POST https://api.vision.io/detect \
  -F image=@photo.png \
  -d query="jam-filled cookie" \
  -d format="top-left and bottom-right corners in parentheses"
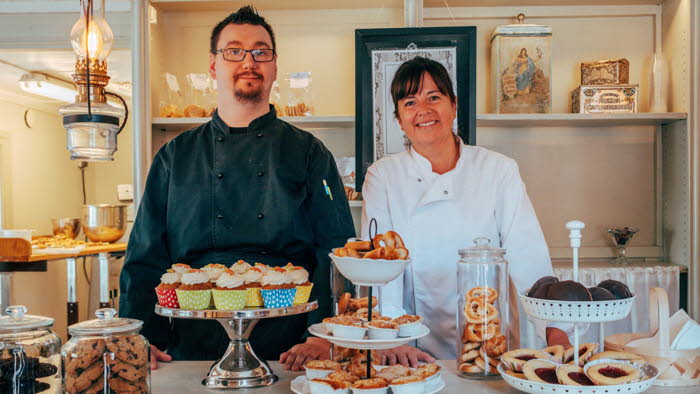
top-left (542, 345), bottom-right (565, 364)
top-left (556, 364), bottom-right (594, 386)
top-left (564, 343), bottom-right (598, 366)
top-left (501, 348), bottom-right (551, 372)
top-left (588, 351), bottom-right (646, 367)
top-left (523, 359), bottom-right (559, 384)
top-left (586, 362), bottom-right (640, 385)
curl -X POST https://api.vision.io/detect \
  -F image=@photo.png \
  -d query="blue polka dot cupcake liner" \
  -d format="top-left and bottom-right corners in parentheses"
top-left (260, 288), bottom-right (297, 308)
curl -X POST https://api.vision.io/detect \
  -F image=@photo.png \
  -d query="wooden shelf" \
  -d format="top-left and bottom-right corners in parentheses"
top-left (152, 116), bottom-right (354, 132)
top-left (150, 0), bottom-right (403, 12)
top-left (153, 113), bottom-right (687, 133)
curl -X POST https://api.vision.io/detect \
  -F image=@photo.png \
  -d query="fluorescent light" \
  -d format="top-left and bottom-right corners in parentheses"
top-left (19, 73), bottom-right (77, 103)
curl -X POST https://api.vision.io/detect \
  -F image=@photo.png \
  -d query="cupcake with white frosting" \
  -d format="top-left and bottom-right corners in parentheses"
top-left (242, 267), bottom-right (265, 307)
top-left (260, 267), bottom-right (297, 308)
top-left (155, 269), bottom-right (181, 308)
top-left (202, 263), bottom-right (227, 283)
top-left (211, 268), bottom-right (247, 310)
top-left (230, 260), bottom-right (252, 274)
top-left (284, 263), bottom-right (313, 304)
top-left (175, 269), bottom-right (213, 310)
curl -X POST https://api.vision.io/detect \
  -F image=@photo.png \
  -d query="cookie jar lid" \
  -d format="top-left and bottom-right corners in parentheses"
top-left (0, 305), bottom-right (54, 332)
top-left (491, 13), bottom-right (551, 41)
top-left (68, 308), bottom-right (143, 336)
top-left (458, 237), bottom-right (506, 262)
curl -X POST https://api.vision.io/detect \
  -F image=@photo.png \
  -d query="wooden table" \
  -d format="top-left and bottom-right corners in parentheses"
top-left (0, 243), bottom-right (126, 326)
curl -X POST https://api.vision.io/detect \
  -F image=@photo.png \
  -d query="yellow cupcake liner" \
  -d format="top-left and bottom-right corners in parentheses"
top-left (246, 287), bottom-right (263, 307)
top-left (212, 289), bottom-right (247, 310)
top-left (294, 284), bottom-right (313, 304)
top-left (175, 289), bottom-right (211, 310)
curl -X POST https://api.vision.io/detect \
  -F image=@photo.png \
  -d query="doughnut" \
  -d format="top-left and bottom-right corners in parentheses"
top-left (466, 287), bottom-right (498, 304)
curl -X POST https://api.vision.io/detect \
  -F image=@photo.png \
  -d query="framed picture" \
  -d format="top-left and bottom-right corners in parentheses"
top-left (355, 26), bottom-right (476, 191)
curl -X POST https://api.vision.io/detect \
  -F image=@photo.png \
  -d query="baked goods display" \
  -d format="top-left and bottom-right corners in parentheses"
top-left (0, 306), bottom-right (62, 394)
top-left (154, 261), bottom-right (313, 311)
top-left (458, 286), bottom-right (507, 377)
top-left (62, 309), bottom-right (150, 394)
top-left (31, 234), bottom-right (106, 249)
top-left (499, 345), bottom-right (653, 387)
top-left (322, 312), bottom-right (423, 340)
top-left (302, 359), bottom-right (442, 394)
top-left (527, 277), bottom-right (633, 301)
top-left (333, 231), bottom-right (409, 260)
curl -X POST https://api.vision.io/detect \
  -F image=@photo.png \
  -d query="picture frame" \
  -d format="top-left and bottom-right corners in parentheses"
top-left (354, 26), bottom-right (476, 191)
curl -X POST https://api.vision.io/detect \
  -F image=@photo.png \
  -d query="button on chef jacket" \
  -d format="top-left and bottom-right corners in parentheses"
top-left (119, 107), bottom-right (355, 361)
top-left (361, 139), bottom-right (554, 359)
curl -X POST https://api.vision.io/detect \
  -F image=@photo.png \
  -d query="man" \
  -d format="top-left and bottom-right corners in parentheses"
top-left (119, 6), bottom-right (355, 370)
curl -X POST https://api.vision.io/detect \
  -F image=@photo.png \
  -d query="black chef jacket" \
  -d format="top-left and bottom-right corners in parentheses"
top-left (119, 106), bottom-right (355, 361)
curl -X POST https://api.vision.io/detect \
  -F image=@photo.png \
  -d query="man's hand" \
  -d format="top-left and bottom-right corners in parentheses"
top-left (377, 345), bottom-right (435, 368)
top-left (150, 345), bottom-right (172, 370)
top-left (546, 327), bottom-right (573, 349)
top-left (280, 338), bottom-right (332, 371)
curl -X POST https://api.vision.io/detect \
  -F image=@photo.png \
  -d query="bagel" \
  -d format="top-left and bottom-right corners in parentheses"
top-left (461, 323), bottom-right (498, 342)
top-left (464, 299), bottom-right (499, 324)
top-left (466, 287), bottom-right (498, 304)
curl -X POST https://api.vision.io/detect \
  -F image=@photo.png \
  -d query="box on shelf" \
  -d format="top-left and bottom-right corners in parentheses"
top-left (491, 15), bottom-right (552, 114)
top-left (572, 84), bottom-right (638, 114)
top-left (581, 58), bottom-right (630, 85)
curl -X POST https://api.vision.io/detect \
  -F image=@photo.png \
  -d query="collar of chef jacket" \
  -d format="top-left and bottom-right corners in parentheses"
top-left (210, 104), bottom-right (278, 134)
top-left (408, 137), bottom-right (468, 207)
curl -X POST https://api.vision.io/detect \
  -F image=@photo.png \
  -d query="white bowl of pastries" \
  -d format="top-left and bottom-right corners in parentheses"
top-left (330, 232), bottom-right (411, 286)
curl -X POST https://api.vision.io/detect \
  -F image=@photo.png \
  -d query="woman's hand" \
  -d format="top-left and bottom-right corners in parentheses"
top-left (377, 345), bottom-right (435, 367)
top-left (546, 327), bottom-right (573, 349)
top-left (150, 345), bottom-right (172, 370)
top-left (280, 338), bottom-right (332, 371)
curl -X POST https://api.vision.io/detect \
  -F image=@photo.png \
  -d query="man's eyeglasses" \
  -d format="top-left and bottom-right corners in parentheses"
top-left (214, 48), bottom-right (275, 62)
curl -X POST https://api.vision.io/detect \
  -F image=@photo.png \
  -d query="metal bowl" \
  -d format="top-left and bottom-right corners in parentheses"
top-left (51, 218), bottom-right (81, 239)
top-left (81, 204), bottom-right (127, 243)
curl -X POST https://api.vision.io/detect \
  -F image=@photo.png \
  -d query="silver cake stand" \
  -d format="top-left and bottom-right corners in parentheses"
top-left (155, 301), bottom-right (318, 389)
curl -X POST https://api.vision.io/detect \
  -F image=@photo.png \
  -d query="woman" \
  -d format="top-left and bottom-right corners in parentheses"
top-left (362, 57), bottom-right (571, 364)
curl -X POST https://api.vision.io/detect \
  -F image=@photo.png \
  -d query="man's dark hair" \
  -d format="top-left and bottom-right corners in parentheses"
top-left (390, 56), bottom-right (456, 118)
top-left (209, 5), bottom-right (276, 54)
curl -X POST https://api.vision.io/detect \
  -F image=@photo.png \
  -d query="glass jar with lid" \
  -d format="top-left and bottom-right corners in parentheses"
top-left (0, 305), bottom-right (62, 393)
top-left (62, 308), bottom-right (150, 393)
top-left (457, 237), bottom-right (509, 379)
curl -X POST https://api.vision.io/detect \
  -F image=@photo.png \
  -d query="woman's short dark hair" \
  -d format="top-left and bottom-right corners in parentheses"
top-left (210, 6), bottom-right (276, 54)
top-left (390, 57), bottom-right (456, 118)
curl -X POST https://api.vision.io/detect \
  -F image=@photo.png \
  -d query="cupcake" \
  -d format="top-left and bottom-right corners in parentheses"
top-left (202, 263), bottom-right (227, 283)
top-left (230, 260), bottom-right (252, 274)
top-left (171, 263), bottom-right (191, 274)
top-left (285, 263), bottom-right (313, 304)
top-left (242, 267), bottom-right (264, 307)
top-left (175, 269), bottom-right (213, 310)
top-left (211, 269), bottom-right (247, 310)
top-left (254, 263), bottom-right (271, 273)
top-left (155, 269), bottom-right (181, 308)
top-left (260, 267), bottom-right (297, 308)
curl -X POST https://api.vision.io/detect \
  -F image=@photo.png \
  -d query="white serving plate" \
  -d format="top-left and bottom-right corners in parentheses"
top-left (498, 361), bottom-right (659, 394)
top-left (308, 323), bottom-right (429, 350)
top-left (291, 372), bottom-right (444, 394)
top-left (329, 251), bottom-right (411, 286)
top-left (519, 292), bottom-right (636, 323)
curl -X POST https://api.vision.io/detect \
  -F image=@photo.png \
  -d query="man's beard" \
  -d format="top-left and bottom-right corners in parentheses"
top-left (233, 72), bottom-right (264, 103)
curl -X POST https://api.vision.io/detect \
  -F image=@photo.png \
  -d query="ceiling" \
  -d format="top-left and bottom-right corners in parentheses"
top-left (0, 48), bottom-right (132, 112)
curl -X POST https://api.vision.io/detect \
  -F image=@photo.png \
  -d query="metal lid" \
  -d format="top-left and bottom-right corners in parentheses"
top-left (68, 308), bottom-right (143, 336)
top-left (491, 13), bottom-right (551, 41)
top-left (0, 305), bottom-right (54, 332)
top-left (458, 237), bottom-right (507, 261)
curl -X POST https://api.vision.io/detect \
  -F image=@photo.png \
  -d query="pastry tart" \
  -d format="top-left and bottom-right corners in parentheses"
top-left (523, 359), bottom-right (560, 384)
top-left (564, 342), bottom-right (598, 366)
top-left (556, 364), bottom-right (594, 386)
top-left (588, 351), bottom-right (646, 367)
top-left (542, 345), bottom-right (565, 363)
top-left (585, 362), bottom-right (640, 385)
top-left (503, 369), bottom-right (526, 380)
top-left (501, 349), bottom-right (551, 372)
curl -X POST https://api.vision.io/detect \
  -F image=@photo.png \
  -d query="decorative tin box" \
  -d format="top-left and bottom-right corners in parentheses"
top-left (581, 58), bottom-right (630, 85)
top-left (571, 84), bottom-right (638, 113)
top-left (491, 14), bottom-right (552, 113)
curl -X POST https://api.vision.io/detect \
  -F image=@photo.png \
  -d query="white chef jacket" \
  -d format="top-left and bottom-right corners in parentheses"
top-left (361, 140), bottom-right (554, 359)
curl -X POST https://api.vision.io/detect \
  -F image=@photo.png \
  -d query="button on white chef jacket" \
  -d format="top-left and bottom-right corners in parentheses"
top-left (361, 140), bottom-right (554, 359)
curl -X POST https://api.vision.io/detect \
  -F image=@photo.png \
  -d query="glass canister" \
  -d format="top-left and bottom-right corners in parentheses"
top-left (62, 308), bottom-right (150, 393)
top-left (0, 305), bottom-right (62, 393)
top-left (457, 237), bottom-right (509, 380)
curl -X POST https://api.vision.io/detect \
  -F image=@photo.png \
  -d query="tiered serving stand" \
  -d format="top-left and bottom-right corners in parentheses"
top-left (499, 220), bottom-right (659, 394)
top-left (291, 230), bottom-right (445, 393)
top-left (155, 301), bottom-right (317, 389)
